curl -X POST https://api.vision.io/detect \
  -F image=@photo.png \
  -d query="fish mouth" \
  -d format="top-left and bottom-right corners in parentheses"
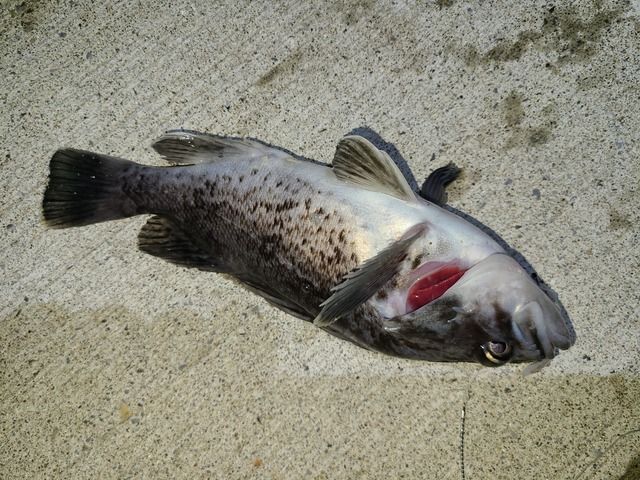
top-left (444, 253), bottom-right (574, 373)
top-left (405, 262), bottom-right (467, 313)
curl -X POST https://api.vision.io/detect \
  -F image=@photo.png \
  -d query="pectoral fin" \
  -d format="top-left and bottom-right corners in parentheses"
top-left (419, 163), bottom-right (460, 206)
top-left (314, 224), bottom-right (426, 327)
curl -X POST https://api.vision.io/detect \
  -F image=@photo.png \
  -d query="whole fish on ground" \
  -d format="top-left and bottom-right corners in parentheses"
top-left (42, 130), bottom-right (574, 374)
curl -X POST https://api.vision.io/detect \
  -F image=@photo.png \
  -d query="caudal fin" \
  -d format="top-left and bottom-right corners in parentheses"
top-left (42, 149), bottom-right (139, 229)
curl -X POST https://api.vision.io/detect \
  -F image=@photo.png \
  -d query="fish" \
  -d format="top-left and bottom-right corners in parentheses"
top-left (42, 130), bottom-right (574, 374)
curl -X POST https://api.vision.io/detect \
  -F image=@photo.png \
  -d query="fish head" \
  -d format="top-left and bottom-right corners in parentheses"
top-left (385, 253), bottom-right (574, 374)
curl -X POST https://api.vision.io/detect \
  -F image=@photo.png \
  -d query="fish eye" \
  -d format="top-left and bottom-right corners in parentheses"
top-left (481, 341), bottom-right (513, 365)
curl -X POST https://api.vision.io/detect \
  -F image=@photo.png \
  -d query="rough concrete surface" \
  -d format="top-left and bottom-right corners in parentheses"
top-left (1, 0), bottom-right (639, 478)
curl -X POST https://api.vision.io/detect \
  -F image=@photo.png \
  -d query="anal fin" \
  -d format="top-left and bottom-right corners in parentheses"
top-left (138, 215), bottom-right (221, 271)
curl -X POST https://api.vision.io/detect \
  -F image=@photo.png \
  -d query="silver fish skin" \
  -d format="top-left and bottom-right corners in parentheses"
top-left (42, 130), bottom-right (574, 373)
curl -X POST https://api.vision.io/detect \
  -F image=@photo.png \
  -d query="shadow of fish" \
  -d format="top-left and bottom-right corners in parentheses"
top-left (42, 130), bottom-right (574, 374)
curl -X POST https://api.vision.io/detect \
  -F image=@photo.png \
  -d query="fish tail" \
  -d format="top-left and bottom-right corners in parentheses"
top-left (42, 149), bottom-right (141, 229)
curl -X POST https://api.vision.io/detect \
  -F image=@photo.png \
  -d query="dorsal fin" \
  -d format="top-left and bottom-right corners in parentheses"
top-left (151, 130), bottom-right (291, 165)
top-left (332, 136), bottom-right (416, 202)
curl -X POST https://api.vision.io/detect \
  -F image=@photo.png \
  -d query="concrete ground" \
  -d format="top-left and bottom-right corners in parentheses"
top-left (2, 1), bottom-right (639, 478)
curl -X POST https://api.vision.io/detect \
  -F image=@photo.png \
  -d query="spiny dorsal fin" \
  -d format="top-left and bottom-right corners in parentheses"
top-left (332, 136), bottom-right (416, 202)
top-left (152, 130), bottom-right (291, 165)
top-left (314, 224), bottom-right (427, 327)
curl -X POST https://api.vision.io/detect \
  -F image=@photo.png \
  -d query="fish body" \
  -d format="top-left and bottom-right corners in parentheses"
top-left (43, 131), bottom-right (573, 373)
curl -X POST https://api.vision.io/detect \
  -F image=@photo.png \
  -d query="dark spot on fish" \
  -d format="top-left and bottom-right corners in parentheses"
top-left (238, 175), bottom-right (244, 183)
top-left (338, 230), bottom-right (346, 242)
top-left (251, 168), bottom-right (258, 175)
top-left (332, 245), bottom-right (345, 264)
top-left (376, 290), bottom-right (388, 300)
top-left (276, 180), bottom-right (283, 188)
top-left (492, 302), bottom-right (512, 328)
top-left (324, 213), bottom-right (331, 221)
top-left (222, 174), bottom-right (231, 183)
top-left (275, 199), bottom-right (298, 213)
top-left (302, 238), bottom-right (308, 245)
top-left (263, 173), bottom-right (271, 181)
top-left (411, 255), bottom-right (423, 270)
top-left (350, 252), bottom-right (357, 262)
top-left (304, 198), bottom-right (311, 210)
top-left (315, 207), bottom-right (325, 215)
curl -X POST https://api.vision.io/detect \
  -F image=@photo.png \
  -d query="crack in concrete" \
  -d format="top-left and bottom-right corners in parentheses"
top-left (573, 427), bottom-right (640, 480)
top-left (460, 386), bottom-right (470, 480)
